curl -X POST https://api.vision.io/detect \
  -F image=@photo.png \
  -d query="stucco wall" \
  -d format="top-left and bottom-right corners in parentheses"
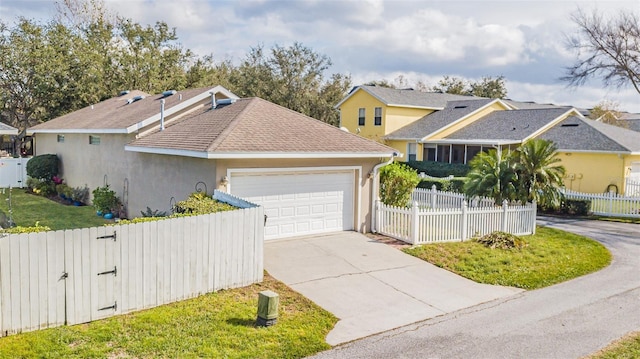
top-left (558, 151), bottom-right (626, 193)
top-left (35, 133), bottom-right (216, 217)
top-left (214, 157), bottom-right (385, 233)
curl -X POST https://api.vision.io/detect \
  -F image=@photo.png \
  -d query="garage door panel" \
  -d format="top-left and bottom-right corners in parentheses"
top-left (231, 170), bottom-right (355, 240)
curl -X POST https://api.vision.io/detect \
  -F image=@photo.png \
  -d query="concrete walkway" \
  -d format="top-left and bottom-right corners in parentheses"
top-left (308, 217), bottom-right (640, 358)
top-left (264, 232), bottom-right (522, 345)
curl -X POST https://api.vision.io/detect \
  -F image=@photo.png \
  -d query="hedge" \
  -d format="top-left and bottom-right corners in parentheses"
top-left (406, 160), bottom-right (470, 177)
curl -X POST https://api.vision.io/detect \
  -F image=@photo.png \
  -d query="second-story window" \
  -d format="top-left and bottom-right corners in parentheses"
top-left (57, 134), bottom-right (65, 143)
top-left (358, 108), bottom-right (365, 126)
top-left (374, 107), bottom-right (382, 126)
top-left (89, 135), bottom-right (101, 145)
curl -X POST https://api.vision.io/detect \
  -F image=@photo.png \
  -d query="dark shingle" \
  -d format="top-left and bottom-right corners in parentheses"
top-left (353, 86), bottom-right (481, 109)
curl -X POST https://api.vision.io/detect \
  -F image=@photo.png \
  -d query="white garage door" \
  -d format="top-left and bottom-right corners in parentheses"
top-left (230, 170), bottom-right (355, 240)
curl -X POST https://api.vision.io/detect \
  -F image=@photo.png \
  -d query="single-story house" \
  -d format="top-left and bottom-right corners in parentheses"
top-left (28, 86), bottom-right (397, 240)
top-left (337, 85), bottom-right (640, 194)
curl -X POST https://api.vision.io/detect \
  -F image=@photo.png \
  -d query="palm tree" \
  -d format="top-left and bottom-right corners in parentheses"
top-left (514, 139), bottom-right (566, 208)
top-left (464, 149), bottom-right (519, 204)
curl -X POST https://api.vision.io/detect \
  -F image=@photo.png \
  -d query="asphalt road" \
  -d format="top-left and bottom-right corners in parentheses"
top-left (309, 216), bottom-right (640, 359)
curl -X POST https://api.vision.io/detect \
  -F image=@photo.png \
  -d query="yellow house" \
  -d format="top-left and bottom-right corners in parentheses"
top-left (336, 85), bottom-right (640, 194)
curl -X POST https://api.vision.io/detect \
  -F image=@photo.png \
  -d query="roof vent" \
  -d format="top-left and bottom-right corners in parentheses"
top-left (561, 123), bottom-right (579, 127)
top-left (162, 90), bottom-right (177, 97)
top-left (127, 95), bottom-right (145, 104)
top-left (453, 105), bottom-right (468, 109)
top-left (216, 98), bottom-right (236, 106)
top-left (119, 90), bottom-right (130, 96)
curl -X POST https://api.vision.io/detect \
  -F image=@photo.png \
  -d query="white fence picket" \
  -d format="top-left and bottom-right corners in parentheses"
top-left (0, 206), bottom-right (264, 337)
top-left (378, 191), bottom-right (536, 245)
top-left (563, 188), bottom-right (640, 218)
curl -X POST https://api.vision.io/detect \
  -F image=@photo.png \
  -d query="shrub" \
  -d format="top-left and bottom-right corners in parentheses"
top-left (417, 178), bottom-right (467, 193)
top-left (141, 207), bottom-right (168, 217)
top-left (27, 177), bottom-right (56, 196)
top-left (560, 199), bottom-right (591, 216)
top-left (92, 185), bottom-right (119, 213)
top-left (406, 160), bottom-right (470, 177)
top-left (475, 231), bottom-right (527, 250)
top-left (1, 222), bottom-right (51, 234)
top-left (174, 192), bottom-right (236, 214)
top-left (380, 162), bottom-right (421, 207)
top-left (72, 185), bottom-right (90, 204)
top-left (26, 154), bottom-right (59, 180)
top-left (55, 183), bottom-right (73, 198)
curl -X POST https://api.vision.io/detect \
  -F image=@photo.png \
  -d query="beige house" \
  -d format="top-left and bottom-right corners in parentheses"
top-left (29, 86), bottom-right (396, 240)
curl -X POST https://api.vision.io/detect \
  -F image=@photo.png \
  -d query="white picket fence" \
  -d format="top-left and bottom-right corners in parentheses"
top-left (625, 178), bottom-right (640, 197)
top-left (563, 189), bottom-right (640, 218)
top-left (412, 186), bottom-right (495, 208)
top-left (377, 194), bottom-right (536, 245)
top-left (0, 206), bottom-right (264, 336)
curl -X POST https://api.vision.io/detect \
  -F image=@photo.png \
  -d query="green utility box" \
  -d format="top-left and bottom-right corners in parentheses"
top-left (256, 290), bottom-right (279, 327)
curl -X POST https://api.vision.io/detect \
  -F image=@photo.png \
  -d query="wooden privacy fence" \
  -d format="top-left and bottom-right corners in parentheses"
top-left (563, 189), bottom-right (640, 218)
top-left (377, 199), bottom-right (537, 245)
top-left (0, 206), bottom-right (264, 336)
top-left (411, 186), bottom-right (495, 208)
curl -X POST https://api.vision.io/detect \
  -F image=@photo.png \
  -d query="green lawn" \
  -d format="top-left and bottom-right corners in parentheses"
top-left (404, 226), bottom-right (612, 289)
top-left (0, 273), bottom-right (337, 358)
top-left (0, 188), bottom-right (110, 230)
top-left (588, 332), bottom-right (640, 359)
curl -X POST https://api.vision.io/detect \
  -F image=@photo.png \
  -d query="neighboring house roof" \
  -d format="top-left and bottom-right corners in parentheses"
top-left (385, 99), bottom-right (497, 140)
top-left (441, 107), bottom-right (573, 142)
top-left (0, 122), bottom-right (18, 135)
top-left (28, 86), bottom-right (238, 134)
top-left (616, 112), bottom-right (640, 132)
top-left (334, 85), bottom-right (481, 110)
top-left (537, 116), bottom-right (633, 152)
top-left (503, 100), bottom-right (564, 110)
top-left (126, 97), bottom-right (397, 159)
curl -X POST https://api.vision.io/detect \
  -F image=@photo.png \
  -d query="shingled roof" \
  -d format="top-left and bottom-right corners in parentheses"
top-left (126, 97), bottom-right (396, 158)
top-left (539, 117), bottom-right (640, 153)
top-left (28, 86), bottom-right (236, 134)
top-left (335, 85), bottom-right (480, 109)
top-left (385, 99), bottom-right (497, 140)
top-left (443, 107), bottom-right (573, 142)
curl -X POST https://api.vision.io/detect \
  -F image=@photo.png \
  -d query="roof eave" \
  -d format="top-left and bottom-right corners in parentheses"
top-left (28, 128), bottom-right (128, 135)
top-left (125, 145), bottom-right (395, 159)
top-left (556, 148), bottom-right (632, 155)
top-left (422, 139), bottom-right (522, 146)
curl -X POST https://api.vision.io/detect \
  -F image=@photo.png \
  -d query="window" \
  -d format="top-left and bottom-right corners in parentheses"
top-left (407, 143), bottom-right (417, 162)
top-left (358, 108), bottom-right (365, 126)
top-left (466, 146), bottom-right (481, 163)
top-left (423, 145), bottom-right (436, 161)
top-left (89, 135), bottom-right (101, 145)
top-left (452, 145), bottom-right (465, 164)
top-left (437, 144), bottom-right (451, 163)
top-left (374, 107), bottom-right (382, 126)
top-left (57, 134), bottom-right (65, 143)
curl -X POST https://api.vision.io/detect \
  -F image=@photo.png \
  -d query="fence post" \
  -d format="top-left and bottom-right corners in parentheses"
top-left (431, 185), bottom-right (437, 209)
top-left (411, 202), bottom-right (419, 245)
top-left (608, 190), bottom-right (614, 215)
top-left (502, 200), bottom-right (508, 232)
top-left (531, 200), bottom-right (537, 235)
top-left (461, 200), bottom-right (468, 241)
top-left (374, 199), bottom-right (381, 233)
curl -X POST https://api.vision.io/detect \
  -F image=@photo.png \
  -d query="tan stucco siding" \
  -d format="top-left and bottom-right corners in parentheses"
top-left (384, 140), bottom-right (416, 162)
top-left (558, 151), bottom-right (626, 193)
top-left (215, 157), bottom-right (386, 233)
top-left (35, 133), bottom-right (216, 217)
top-left (429, 102), bottom-right (507, 140)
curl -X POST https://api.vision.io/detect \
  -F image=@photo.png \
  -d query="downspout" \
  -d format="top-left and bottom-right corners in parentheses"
top-left (371, 152), bottom-right (397, 233)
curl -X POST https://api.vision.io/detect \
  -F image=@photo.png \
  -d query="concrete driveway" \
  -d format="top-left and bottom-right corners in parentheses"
top-left (264, 231), bottom-right (522, 345)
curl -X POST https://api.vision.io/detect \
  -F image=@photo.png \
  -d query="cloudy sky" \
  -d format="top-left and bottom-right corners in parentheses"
top-left (3, 0), bottom-right (640, 112)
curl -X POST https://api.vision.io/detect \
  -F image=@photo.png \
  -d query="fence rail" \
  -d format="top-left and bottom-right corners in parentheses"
top-left (0, 206), bottom-right (264, 336)
top-left (411, 186), bottom-right (495, 208)
top-left (563, 189), bottom-right (640, 218)
top-left (377, 199), bottom-right (536, 245)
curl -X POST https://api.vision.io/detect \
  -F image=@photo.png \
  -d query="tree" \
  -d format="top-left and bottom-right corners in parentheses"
top-left (230, 42), bottom-right (350, 126)
top-left (563, 9), bottom-right (640, 95)
top-left (379, 162), bottom-right (420, 207)
top-left (588, 100), bottom-right (626, 127)
top-left (432, 75), bottom-right (507, 98)
top-left (463, 149), bottom-right (519, 204)
top-left (514, 139), bottom-right (565, 208)
top-left (432, 76), bottom-right (468, 95)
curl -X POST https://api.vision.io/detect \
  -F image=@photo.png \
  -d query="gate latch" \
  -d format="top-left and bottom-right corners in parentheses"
top-left (97, 266), bottom-right (117, 277)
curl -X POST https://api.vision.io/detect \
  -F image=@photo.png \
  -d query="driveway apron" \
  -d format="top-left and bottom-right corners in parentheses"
top-left (264, 231), bottom-right (522, 345)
